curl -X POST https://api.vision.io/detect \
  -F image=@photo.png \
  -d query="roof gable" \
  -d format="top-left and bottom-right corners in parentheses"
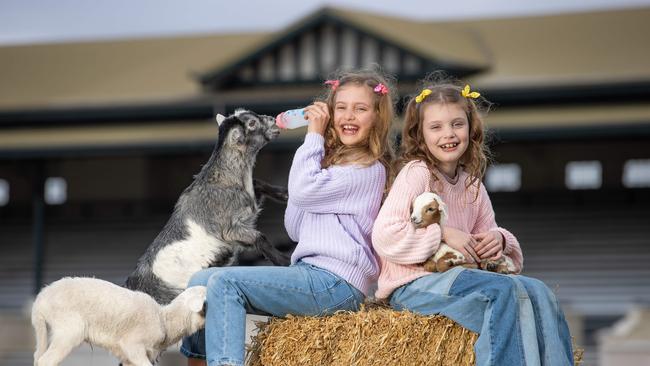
top-left (199, 7), bottom-right (487, 90)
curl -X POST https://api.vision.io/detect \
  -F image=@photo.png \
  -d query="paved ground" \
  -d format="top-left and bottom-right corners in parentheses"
top-left (1, 311), bottom-right (268, 366)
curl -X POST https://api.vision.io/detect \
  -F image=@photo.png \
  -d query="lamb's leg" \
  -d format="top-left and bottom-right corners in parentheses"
top-left (503, 255), bottom-right (517, 273)
top-left (121, 360), bottom-right (151, 366)
top-left (481, 255), bottom-right (516, 274)
top-left (122, 359), bottom-right (152, 366)
top-left (433, 244), bottom-right (467, 272)
top-left (253, 179), bottom-right (288, 203)
top-left (118, 343), bottom-right (153, 366)
top-left (32, 312), bottom-right (49, 365)
top-left (35, 327), bottom-right (82, 366)
top-left (422, 256), bottom-right (438, 272)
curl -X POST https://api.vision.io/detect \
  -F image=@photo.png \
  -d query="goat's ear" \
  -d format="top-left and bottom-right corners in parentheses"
top-left (229, 128), bottom-right (245, 146)
top-left (187, 293), bottom-right (206, 313)
top-left (216, 114), bottom-right (226, 126)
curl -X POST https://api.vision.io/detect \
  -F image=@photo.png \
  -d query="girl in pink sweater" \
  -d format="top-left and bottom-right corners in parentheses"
top-left (372, 73), bottom-right (573, 366)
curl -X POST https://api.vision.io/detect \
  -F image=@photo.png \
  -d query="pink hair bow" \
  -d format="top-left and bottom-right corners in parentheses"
top-left (324, 79), bottom-right (340, 90)
top-left (374, 83), bottom-right (389, 95)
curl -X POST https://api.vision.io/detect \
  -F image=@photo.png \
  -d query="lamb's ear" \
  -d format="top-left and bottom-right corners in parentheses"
top-left (433, 195), bottom-right (448, 224)
top-left (216, 114), bottom-right (226, 126)
top-left (186, 293), bottom-right (206, 313)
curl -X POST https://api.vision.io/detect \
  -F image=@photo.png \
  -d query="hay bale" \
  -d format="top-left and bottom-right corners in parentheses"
top-left (247, 305), bottom-right (584, 366)
top-left (247, 305), bottom-right (477, 366)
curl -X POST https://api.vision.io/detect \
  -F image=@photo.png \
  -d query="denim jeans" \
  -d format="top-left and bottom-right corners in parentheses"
top-left (389, 267), bottom-right (573, 366)
top-left (180, 262), bottom-right (365, 366)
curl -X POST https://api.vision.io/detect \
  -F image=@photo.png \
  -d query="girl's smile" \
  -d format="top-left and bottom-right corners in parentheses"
top-left (440, 142), bottom-right (460, 152)
top-left (340, 124), bottom-right (360, 136)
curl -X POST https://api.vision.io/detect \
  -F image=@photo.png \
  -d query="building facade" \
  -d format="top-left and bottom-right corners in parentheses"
top-left (1, 7), bottom-right (650, 365)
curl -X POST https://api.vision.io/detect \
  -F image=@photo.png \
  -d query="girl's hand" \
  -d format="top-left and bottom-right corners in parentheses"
top-left (472, 231), bottom-right (505, 260)
top-left (304, 102), bottom-right (330, 136)
top-left (442, 226), bottom-right (481, 263)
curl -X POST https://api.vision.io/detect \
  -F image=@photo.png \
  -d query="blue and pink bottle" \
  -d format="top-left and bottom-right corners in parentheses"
top-left (275, 108), bottom-right (309, 129)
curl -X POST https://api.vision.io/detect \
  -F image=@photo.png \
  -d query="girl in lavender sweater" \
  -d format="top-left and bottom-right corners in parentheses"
top-left (182, 69), bottom-right (395, 366)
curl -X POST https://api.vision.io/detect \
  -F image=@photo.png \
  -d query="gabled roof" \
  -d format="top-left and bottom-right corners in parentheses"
top-left (456, 7), bottom-right (650, 88)
top-left (0, 6), bottom-right (648, 110)
top-left (198, 7), bottom-right (488, 90)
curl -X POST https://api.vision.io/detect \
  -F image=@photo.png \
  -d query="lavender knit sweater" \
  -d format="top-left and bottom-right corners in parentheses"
top-left (284, 133), bottom-right (386, 295)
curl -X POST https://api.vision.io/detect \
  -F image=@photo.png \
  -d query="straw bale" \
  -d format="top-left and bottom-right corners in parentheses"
top-left (247, 305), bottom-right (477, 366)
top-left (247, 305), bottom-right (584, 366)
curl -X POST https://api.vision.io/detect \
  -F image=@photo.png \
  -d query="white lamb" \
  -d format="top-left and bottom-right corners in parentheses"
top-left (31, 277), bottom-right (207, 366)
top-left (411, 192), bottom-right (516, 274)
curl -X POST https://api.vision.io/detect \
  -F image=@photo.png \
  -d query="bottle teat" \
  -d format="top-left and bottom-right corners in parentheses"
top-left (276, 108), bottom-right (309, 129)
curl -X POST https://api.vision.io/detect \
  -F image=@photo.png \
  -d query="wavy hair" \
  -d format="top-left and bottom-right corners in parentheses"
top-left (400, 71), bottom-right (492, 200)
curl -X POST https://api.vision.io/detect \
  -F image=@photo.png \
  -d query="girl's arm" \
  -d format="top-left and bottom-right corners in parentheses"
top-left (288, 132), bottom-right (384, 214)
top-left (472, 185), bottom-right (524, 273)
top-left (372, 162), bottom-right (442, 264)
top-left (284, 201), bottom-right (304, 242)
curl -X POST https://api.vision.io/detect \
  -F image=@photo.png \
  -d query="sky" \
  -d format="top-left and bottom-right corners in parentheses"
top-left (1, 0), bottom-right (650, 46)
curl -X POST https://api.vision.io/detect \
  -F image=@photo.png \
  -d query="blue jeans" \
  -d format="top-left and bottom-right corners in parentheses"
top-left (389, 267), bottom-right (573, 366)
top-left (180, 262), bottom-right (365, 366)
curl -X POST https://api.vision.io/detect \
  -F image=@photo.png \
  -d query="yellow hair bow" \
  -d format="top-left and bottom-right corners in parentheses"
top-left (415, 89), bottom-right (432, 103)
top-left (461, 85), bottom-right (480, 99)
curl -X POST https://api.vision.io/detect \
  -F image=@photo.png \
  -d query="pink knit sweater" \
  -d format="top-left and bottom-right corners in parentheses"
top-left (372, 160), bottom-right (524, 299)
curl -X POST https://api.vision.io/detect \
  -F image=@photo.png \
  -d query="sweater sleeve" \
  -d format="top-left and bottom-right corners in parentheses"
top-left (284, 201), bottom-right (304, 242)
top-left (287, 132), bottom-right (384, 215)
top-left (472, 185), bottom-right (524, 273)
top-left (372, 162), bottom-right (442, 264)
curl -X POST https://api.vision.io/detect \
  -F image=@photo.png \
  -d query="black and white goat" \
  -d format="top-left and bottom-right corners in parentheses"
top-left (126, 109), bottom-right (289, 304)
top-left (410, 192), bottom-right (516, 274)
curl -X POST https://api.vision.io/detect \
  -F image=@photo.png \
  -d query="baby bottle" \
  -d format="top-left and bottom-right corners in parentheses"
top-left (276, 108), bottom-right (309, 129)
